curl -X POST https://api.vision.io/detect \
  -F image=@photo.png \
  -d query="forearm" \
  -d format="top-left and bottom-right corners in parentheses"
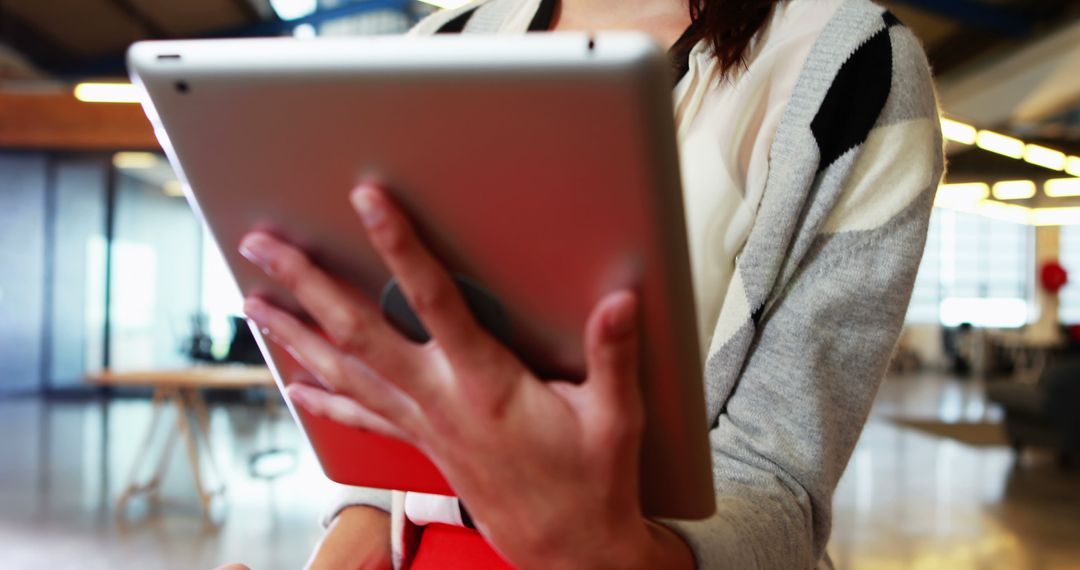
top-left (307, 505), bottom-right (393, 570)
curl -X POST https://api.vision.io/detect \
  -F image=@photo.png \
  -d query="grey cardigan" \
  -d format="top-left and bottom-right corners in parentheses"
top-left (327, 1), bottom-right (945, 568)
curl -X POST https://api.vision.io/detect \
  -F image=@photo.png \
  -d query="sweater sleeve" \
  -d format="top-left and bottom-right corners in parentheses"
top-left (663, 16), bottom-right (943, 569)
top-left (320, 484), bottom-right (394, 527)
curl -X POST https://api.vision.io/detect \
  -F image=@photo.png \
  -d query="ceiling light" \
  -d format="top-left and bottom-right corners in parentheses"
top-left (976, 200), bottom-right (1031, 225)
top-left (1045, 178), bottom-right (1080, 198)
top-left (976, 130), bottom-right (1025, 159)
top-left (991, 180), bottom-right (1036, 200)
top-left (163, 181), bottom-right (186, 197)
top-left (935, 183), bottom-right (989, 208)
top-left (270, 0), bottom-right (316, 21)
top-left (1032, 207), bottom-right (1080, 226)
top-left (293, 23), bottom-right (317, 39)
top-left (1066, 156), bottom-right (1080, 177)
top-left (416, 0), bottom-right (472, 8)
top-left (940, 118), bottom-right (977, 145)
top-left (113, 152), bottom-right (160, 169)
top-left (1023, 144), bottom-right (1066, 171)
top-left (74, 82), bottom-right (141, 104)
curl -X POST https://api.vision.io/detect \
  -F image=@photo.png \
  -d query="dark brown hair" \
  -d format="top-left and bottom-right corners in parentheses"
top-left (673, 0), bottom-right (780, 76)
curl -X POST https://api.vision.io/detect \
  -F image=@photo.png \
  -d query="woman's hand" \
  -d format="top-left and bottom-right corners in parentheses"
top-left (239, 183), bottom-right (693, 569)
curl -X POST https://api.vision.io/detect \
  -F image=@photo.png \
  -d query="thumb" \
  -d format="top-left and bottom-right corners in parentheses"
top-left (583, 290), bottom-right (640, 406)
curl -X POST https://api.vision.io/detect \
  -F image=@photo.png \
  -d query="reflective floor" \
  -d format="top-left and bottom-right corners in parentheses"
top-left (829, 374), bottom-right (1080, 570)
top-left (0, 373), bottom-right (1077, 569)
top-left (0, 395), bottom-right (334, 569)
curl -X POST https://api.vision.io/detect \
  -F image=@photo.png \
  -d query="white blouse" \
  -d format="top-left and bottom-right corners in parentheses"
top-left (404, 0), bottom-right (843, 528)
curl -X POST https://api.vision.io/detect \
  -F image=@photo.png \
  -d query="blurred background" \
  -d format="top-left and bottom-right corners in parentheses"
top-left (1, 0), bottom-right (1079, 568)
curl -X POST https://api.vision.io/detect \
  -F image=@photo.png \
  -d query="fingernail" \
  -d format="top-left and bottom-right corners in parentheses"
top-left (243, 297), bottom-right (268, 324)
top-left (288, 384), bottom-right (324, 415)
top-left (287, 385), bottom-right (309, 407)
top-left (605, 292), bottom-right (637, 340)
top-left (239, 234), bottom-right (275, 274)
top-left (351, 186), bottom-right (386, 228)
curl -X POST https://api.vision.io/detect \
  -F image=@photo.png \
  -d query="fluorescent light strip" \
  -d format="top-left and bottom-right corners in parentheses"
top-left (163, 180), bottom-right (186, 197)
top-left (992, 180), bottom-right (1036, 200)
top-left (934, 195), bottom-right (1080, 227)
top-left (942, 117), bottom-right (1076, 174)
top-left (946, 117), bottom-right (980, 144)
top-left (935, 183), bottom-right (989, 208)
top-left (933, 198), bottom-right (1032, 225)
top-left (112, 152), bottom-right (159, 169)
top-left (1032, 207), bottom-right (1080, 226)
top-left (976, 130), bottom-right (1025, 159)
top-left (1045, 178), bottom-right (1080, 198)
top-left (940, 118), bottom-right (977, 145)
top-left (976, 200), bottom-right (1031, 225)
top-left (1067, 156), bottom-right (1080, 177)
top-left (1023, 144), bottom-right (1066, 171)
top-left (74, 82), bottom-right (141, 104)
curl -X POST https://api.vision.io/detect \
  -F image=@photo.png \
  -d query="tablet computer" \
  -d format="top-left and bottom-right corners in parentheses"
top-left (128, 33), bottom-right (714, 519)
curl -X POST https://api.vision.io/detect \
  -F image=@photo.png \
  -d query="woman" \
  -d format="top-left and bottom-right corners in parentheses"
top-left (231, 0), bottom-right (943, 567)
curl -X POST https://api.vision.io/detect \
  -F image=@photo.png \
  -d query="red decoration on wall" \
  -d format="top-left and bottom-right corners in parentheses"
top-left (1040, 260), bottom-right (1069, 294)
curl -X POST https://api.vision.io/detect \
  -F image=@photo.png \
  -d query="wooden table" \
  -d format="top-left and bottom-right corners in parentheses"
top-left (88, 366), bottom-right (276, 519)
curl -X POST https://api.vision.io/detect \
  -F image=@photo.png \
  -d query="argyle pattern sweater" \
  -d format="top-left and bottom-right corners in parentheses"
top-left (659, 3), bottom-right (944, 568)
top-left (328, 1), bottom-right (945, 568)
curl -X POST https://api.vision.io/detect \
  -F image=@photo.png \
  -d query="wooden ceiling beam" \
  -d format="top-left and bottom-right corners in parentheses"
top-left (0, 89), bottom-right (158, 150)
top-left (888, 0), bottom-right (1030, 37)
top-left (0, 5), bottom-right (82, 72)
top-left (105, 0), bottom-right (168, 39)
top-left (228, 0), bottom-right (263, 21)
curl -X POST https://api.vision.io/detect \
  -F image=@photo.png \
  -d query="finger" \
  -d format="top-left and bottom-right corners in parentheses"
top-left (581, 291), bottom-right (644, 452)
top-left (244, 297), bottom-right (424, 423)
top-left (239, 231), bottom-right (422, 376)
top-left (350, 184), bottom-right (507, 372)
top-left (583, 290), bottom-right (641, 408)
top-left (287, 383), bottom-right (414, 442)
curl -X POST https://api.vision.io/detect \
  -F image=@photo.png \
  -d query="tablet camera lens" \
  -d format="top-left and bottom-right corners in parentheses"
top-left (175, 80), bottom-right (189, 94)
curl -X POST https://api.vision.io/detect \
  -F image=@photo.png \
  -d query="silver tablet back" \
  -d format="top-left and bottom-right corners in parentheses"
top-left (129, 33), bottom-right (714, 519)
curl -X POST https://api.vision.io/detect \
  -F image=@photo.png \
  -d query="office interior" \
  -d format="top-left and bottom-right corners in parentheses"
top-left (0, 0), bottom-right (1078, 568)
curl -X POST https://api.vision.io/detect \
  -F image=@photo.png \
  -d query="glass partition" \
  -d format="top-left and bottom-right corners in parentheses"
top-left (107, 165), bottom-right (202, 371)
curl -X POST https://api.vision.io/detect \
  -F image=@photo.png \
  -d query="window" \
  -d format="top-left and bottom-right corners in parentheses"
top-left (1060, 225), bottom-right (1080, 324)
top-left (108, 171), bottom-right (202, 370)
top-left (906, 210), bottom-right (943, 323)
top-left (200, 226), bottom-right (244, 359)
top-left (906, 209), bottom-right (1035, 327)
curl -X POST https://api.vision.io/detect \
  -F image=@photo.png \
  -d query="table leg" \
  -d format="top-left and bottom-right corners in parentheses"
top-left (116, 387), bottom-right (173, 513)
top-left (188, 388), bottom-right (213, 449)
top-left (177, 388), bottom-right (227, 519)
top-left (176, 390), bottom-right (209, 518)
top-left (146, 401), bottom-right (182, 504)
top-left (186, 389), bottom-right (226, 493)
